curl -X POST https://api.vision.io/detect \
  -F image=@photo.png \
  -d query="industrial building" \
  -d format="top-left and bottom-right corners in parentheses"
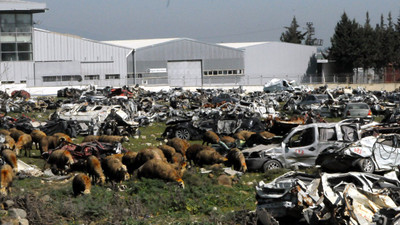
top-left (0, 0), bottom-right (317, 88)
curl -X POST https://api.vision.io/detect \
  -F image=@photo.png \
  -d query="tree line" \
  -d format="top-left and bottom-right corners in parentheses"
top-left (281, 12), bottom-right (400, 76)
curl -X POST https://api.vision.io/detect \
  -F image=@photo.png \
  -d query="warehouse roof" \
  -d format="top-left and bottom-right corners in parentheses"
top-left (103, 38), bottom-right (180, 50)
top-left (0, 0), bottom-right (47, 13)
top-left (218, 42), bottom-right (269, 49)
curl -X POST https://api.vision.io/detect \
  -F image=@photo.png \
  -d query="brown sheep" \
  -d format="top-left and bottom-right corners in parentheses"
top-left (53, 132), bottom-right (72, 143)
top-left (30, 129), bottom-right (47, 150)
top-left (82, 135), bottom-right (100, 143)
top-left (86, 156), bottom-right (105, 185)
top-left (46, 149), bottom-right (75, 175)
top-left (98, 135), bottom-right (129, 144)
top-left (137, 159), bottom-right (185, 188)
top-left (195, 149), bottom-right (227, 167)
top-left (1, 150), bottom-right (18, 174)
top-left (202, 130), bottom-right (220, 146)
top-left (245, 131), bottom-right (276, 147)
top-left (217, 174), bottom-right (233, 187)
top-left (220, 136), bottom-right (236, 145)
top-left (122, 151), bottom-right (138, 175)
top-left (72, 173), bottom-right (91, 196)
top-left (233, 130), bottom-right (256, 141)
top-left (102, 157), bottom-right (129, 184)
top-left (39, 136), bottom-right (59, 155)
top-left (226, 148), bottom-right (247, 173)
top-left (171, 152), bottom-right (185, 166)
top-left (134, 148), bottom-right (167, 170)
top-left (0, 129), bottom-right (10, 136)
top-left (9, 128), bottom-right (25, 142)
top-left (104, 153), bottom-right (124, 162)
top-left (3, 135), bottom-right (16, 150)
top-left (186, 144), bottom-right (209, 164)
top-left (167, 137), bottom-right (190, 157)
top-left (0, 164), bottom-right (13, 196)
top-left (158, 144), bottom-right (176, 163)
top-left (15, 134), bottom-right (32, 157)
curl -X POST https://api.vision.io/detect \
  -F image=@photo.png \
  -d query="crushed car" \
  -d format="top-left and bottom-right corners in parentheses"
top-left (243, 121), bottom-right (360, 172)
top-left (317, 133), bottom-right (400, 173)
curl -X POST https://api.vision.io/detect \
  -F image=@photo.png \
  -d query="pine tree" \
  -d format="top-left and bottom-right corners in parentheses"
top-left (329, 12), bottom-right (362, 73)
top-left (280, 16), bottom-right (306, 44)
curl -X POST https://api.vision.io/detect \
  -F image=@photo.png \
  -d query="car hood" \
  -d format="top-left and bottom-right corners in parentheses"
top-left (242, 143), bottom-right (281, 155)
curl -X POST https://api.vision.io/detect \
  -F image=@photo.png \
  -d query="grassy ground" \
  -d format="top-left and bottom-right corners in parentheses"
top-left (3, 110), bottom-right (381, 224)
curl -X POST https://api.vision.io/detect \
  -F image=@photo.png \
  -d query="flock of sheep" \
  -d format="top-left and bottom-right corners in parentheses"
top-left (0, 127), bottom-right (253, 196)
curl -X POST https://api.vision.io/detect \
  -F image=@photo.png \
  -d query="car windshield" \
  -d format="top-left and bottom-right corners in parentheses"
top-left (348, 104), bottom-right (369, 109)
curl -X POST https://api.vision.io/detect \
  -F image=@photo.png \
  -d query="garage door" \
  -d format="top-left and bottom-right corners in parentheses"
top-left (167, 61), bottom-right (202, 87)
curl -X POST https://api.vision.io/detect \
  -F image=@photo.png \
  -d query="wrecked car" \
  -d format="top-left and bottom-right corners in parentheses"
top-left (263, 79), bottom-right (294, 93)
top-left (243, 122), bottom-right (360, 172)
top-left (162, 116), bottom-right (265, 140)
top-left (317, 133), bottom-right (400, 173)
top-left (256, 171), bottom-right (400, 224)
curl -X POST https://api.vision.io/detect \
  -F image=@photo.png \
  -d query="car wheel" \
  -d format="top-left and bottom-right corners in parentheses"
top-left (359, 158), bottom-right (375, 173)
top-left (175, 128), bottom-right (191, 140)
top-left (263, 160), bottom-right (282, 172)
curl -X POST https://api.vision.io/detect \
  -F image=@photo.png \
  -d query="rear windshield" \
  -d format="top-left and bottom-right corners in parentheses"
top-left (348, 104), bottom-right (369, 109)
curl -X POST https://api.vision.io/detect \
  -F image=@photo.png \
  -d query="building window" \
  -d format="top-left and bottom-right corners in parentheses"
top-left (106, 74), bottom-right (120, 79)
top-left (84, 75), bottom-right (100, 80)
top-left (0, 14), bottom-right (33, 62)
top-left (20, 80), bottom-right (26, 84)
top-left (43, 75), bottom-right (82, 82)
top-left (2, 81), bottom-right (14, 84)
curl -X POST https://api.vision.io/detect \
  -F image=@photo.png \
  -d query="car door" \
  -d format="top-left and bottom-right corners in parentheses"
top-left (373, 135), bottom-right (399, 170)
top-left (283, 126), bottom-right (318, 167)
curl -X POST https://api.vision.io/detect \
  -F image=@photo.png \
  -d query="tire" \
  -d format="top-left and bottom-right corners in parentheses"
top-left (175, 128), bottom-right (191, 140)
top-left (262, 160), bottom-right (282, 172)
top-left (358, 158), bottom-right (375, 173)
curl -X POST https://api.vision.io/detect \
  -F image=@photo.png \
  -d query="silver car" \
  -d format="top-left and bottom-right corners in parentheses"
top-left (343, 102), bottom-right (372, 119)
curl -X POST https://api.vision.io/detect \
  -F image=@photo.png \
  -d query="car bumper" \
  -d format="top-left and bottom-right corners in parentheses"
top-left (245, 158), bottom-right (267, 171)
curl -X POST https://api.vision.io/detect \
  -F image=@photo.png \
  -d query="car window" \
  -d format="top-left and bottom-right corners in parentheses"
top-left (316, 95), bottom-right (327, 100)
top-left (288, 127), bottom-right (315, 147)
top-left (319, 128), bottom-right (337, 141)
top-left (341, 125), bottom-right (359, 142)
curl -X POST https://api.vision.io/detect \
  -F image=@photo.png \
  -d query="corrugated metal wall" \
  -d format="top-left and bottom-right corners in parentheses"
top-left (0, 61), bottom-right (33, 85)
top-left (243, 42), bottom-right (317, 84)
top-left (32, 29), bottom-right (132, 87)
top-left (132, 39), bottom-right (244, 86)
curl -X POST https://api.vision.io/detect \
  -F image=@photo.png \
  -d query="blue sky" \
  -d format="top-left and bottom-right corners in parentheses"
top-left (32, 0), bottom-right (400, 48)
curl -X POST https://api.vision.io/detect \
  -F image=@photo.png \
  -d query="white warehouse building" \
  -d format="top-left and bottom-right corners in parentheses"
top-left (0, 0), bottom-right (318, 88)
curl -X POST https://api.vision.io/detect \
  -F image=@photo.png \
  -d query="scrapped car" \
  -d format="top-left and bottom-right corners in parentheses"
top-left (242, 122), bottom-right (360, 172)
top-left (298, 94), bottom-right (329, 109)
top-left (317, 133), bottom-right (400, 173)
top-left (263, 79), bottom-right (294, 93)
top-left (342, 102), bottom-right (373, 119)
top-left (162, 116), bottom-right (265, 140)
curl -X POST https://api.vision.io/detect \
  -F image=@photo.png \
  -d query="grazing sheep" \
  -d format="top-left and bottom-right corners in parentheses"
top-left (39, 135), bottom-right (60, 155)
top-left (53, 132), bottom-right (72, 143)
top-left (122, 151), bottom-right (138, 175)
top-left (158, 144), bottom-right (176, 162)
top-left (233, 130), bottom-right (255, 141)
top-left (0, 129), bottom-right (10, 136)
top-left (137, 159), bottom-right (185, 188)
top-left (167, 137), bottom-right (190, 157)
top-left (30, 129), bottom-right (47, 150)
top-left (245, 131), bottom-right (276, 147)
top-left (46, 149), bottom-right (75, 175)
top-left (15, 134), bottom-right (32, 157)
top-left (86, 156), bottom-right (105, 185)
top-left (0, 164), bottom-right (13, 196)
top-left (102, 157), bottom-right (129, 184)
top-left (9, 128), bottom-right (25, 142)
top-left (3, 135), bottom-right (16, 150)
top-left (134, 148), bottom-right (167, 170)
top-left (82, 135), bottom-right (100, 143)
top-left (195, 149), bottom-right (228, 167)
top-left (217, 174), bottom-right (233, 187)
top-left (72, 173), bottom-right (92, 196)
top-left (186, 144), bottom-right (210, 164)
top-left (1, 150), bottom-right (18, 174)
top-left (226, 148), bottom-right (247, 173)
top-left (104, 153), bottom-right (124, 162)
top-left (202, 130), bottom-right (220, 146)
top-left (171, 152), bottom-right (185, 166)
top-left (98, 135), bottom-right (129, 144)
top-left (220, 136), bottom-right (236, 145)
